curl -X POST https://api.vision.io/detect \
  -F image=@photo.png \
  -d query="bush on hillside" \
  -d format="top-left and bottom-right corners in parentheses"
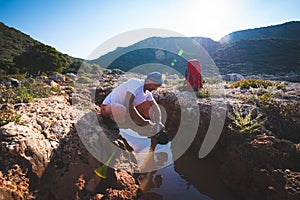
top-left (196, 88), bottom-right (210, 98)
top-left (13, 44), bottom-right (67, 75)
top-left (228, 104), bottom-right (265, 134)
top-left (229, 78), bottom-right (285, 90)
top-left (0, 109), bottom-right (21, 126)
top-left (0, 78), bottom-right (51, 104)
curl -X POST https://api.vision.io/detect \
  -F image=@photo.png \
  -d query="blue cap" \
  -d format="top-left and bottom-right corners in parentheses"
top-left (146, 72), bottom-right (163, 85)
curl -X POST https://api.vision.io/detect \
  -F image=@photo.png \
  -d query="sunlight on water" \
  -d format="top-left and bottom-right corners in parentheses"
top-left (120, 129), bottom-right (213, 200)
top-left (120, 129), bottom-right (173, 167)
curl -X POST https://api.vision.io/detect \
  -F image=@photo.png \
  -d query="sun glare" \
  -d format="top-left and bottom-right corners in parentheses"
top-left (181, 0), bottom-right (234, 40)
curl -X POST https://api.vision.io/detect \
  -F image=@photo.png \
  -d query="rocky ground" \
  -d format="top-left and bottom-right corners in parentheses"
top-left (0, 73), bottom-right (299, 199)
top-left (156, 78), bottom-right (300, 200)
top-left (0, 74), bottom-right (141, 200)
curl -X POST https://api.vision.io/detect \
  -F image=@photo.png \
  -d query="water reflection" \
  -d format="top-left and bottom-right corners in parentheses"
top-left (174, 153), bottom-right (237, 200)
top-left (120, 129), bottom-right (215, 200)
top-left (120, 129), bottom-right (172, 168)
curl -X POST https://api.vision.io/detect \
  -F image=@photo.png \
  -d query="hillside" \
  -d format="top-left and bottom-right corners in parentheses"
top-left (0, 22), bottom-right (85, 76)
top-left (90, 21), bottom-right (300, 76)
top-left (1, 21), bottom-right (300, 77)
top-left (91, 36), bottom-right (219, 76)
top-left (215, 39), bottom-right (300, 74)
top-left (219, 21), bottom-right (300, 43)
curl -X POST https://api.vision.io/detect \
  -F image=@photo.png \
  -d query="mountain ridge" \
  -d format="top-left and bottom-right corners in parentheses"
top-left (1, 21), bottom-right (300, 76)
top-left (0, 22), bottom-right (86, 76)
top-left (219, 21), bottom-right (300, 43)
top-left (90, 21), bottom-right (300, 75)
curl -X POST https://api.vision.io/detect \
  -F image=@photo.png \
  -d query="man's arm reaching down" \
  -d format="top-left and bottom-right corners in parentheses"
top-left (124, 91), bottom-right (153, 127)
top-left (147, 100), bottom-right (162, 124)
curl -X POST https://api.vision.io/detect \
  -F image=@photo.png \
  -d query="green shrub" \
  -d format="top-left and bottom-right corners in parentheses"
top-left (260, 92), bottom-right (273, 101)
top-left (0, 78), bottom-right (51, 104)
top-left (0, 109), bottom-right (21, 126)
top-left (19, 87), bottom-right (33, 103)
top-left (168, 79), bottom-right (185, 88)
top-left (196, 88), bottom-right (210, 98)
top-left (77, 76), bottom-right (92, 84)
top-left (21, 78), bottom-right (51, 98)
top-left (203, 77), bottom-right (222, 84)
top-left (1, 74), bottom-right (27, 82)
top-left (159, 88), bottom-right (170, 96)
top-left (228, 104), bottom-right (265, 134)
top-left (64, 86), bottom-right (74, 91)
top-left (229, 78), bottom-right (285, 90)
top-left (51, 86), bottom-right (62, 93)
top-left (103, 69), bottom-right (112, 74)
top-left (112, 68), bottom-right (124, 75)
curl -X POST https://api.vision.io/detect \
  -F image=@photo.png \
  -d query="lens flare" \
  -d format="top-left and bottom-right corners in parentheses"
top-left (178, 49), bottom-right (184, 56)
top-left (155, 49), bottom-right (165, 60)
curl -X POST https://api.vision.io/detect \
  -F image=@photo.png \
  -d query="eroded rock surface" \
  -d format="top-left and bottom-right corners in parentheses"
top-left (1, 74), bottom-right (299, 200)
top-left (0, 94), bottom-right (140, 200)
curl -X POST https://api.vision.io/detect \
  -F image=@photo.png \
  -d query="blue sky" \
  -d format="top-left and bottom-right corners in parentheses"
top-left (0, 0), bottom-right (299, 58)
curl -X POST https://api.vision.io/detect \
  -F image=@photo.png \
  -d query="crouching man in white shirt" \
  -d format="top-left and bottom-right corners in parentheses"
top-left (99, 72), bottom-right (164, 137)
top-left (87, 72), bottom-right (166, 192)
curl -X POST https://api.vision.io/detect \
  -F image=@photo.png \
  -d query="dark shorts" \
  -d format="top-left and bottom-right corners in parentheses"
top-left (97, 114), bottom-right (120, 136)
top-left (97, 114), bottom-right (134, 152)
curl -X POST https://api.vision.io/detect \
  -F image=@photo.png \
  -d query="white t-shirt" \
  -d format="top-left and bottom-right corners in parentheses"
top-left (103, 78), bottom-right (154, 106)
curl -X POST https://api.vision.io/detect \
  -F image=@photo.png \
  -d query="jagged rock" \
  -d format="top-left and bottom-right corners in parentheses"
top-left (65, 72), bottom-right (77, 81)
top-left (1, 122), bottom-right (52, 177)
top-left (6, 78), bottom-right (21, 87)
top-left (0, 104), bottom-right (14, 110)
top-left (221, 73), bottom-right (245, 82)
top-left (49, 80), bottom-right (59, 87)
top-left (0, 95), bottom-right (76, 179)
top-left (51, 73), bottom-right (65, 82)
top-left (36, 75), bottom-right (49, 81)
top-left (0, 164), bottom-right (34, 200)
top-left (218, 133), bottom-right (300, 200)
top-left (90, 193), bottom-right (104, 200)
top-left (105, 177), bottom-right (139, 200)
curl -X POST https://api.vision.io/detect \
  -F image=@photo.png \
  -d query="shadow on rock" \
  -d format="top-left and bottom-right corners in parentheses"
top-left (36, 111), bottom-right (140, 200)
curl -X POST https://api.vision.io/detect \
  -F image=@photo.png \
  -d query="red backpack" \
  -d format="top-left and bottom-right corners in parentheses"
top-left (185, 59), bottom-right (203, 90)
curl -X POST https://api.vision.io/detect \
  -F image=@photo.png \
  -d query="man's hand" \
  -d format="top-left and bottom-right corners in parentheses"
top-left (145, 120), bottom-right (155, 130)
top-left (152, 122), bottom-right (164, 135)
top-left (158, 122), bottom-right (165, 129)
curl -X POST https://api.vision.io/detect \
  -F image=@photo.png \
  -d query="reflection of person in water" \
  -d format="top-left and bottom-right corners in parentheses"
top-left (140, 137), bottom-right (168, 192)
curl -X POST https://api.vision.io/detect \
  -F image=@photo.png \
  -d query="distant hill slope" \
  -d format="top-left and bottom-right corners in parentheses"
top-left (1, 21), bottom-right (299, 77)
top-left (0, 22), bottom-right (83, 76)
top-left (90, 37), bottom-right (220, 75)
top-left (220, 21), bottom-right (300, 43)
top-left (90, 21), bottom-right (300, 75)
top-left (215, 39), bottom-right (300, 74)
